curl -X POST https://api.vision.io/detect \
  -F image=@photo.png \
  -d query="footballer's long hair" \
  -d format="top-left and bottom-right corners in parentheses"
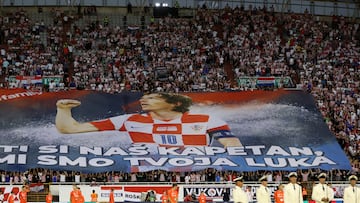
top-left (158, 93), bottom-right (192, 113)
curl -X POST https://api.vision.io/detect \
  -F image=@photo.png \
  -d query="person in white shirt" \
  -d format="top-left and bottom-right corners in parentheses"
top-left (245, 186), bottom-right (253, 202)
top-left (343, 175), bottom-right (360, 203)
top-left (59, 172), bottom-right (66, 183)
top-left (232, 176), bottom-right (248, 203)
top-left (311, 173), bottom-right (334, 203)
top-left (284, 172), bottom-right (303, 203)
top-left (184, 173), bottom-right (190, 183)
top-left (74, 173), bottom-right (80, 183)
top-left (256, 176), bottom-right (271, 203)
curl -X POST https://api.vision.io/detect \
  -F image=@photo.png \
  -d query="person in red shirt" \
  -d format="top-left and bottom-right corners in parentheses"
top-left (20, 185), bottom-right (30, 203)
top-left (109, 188), bottom-right (114, 203)
top-left (183, 193), bottom-right (196, 202)
top-left (161, 191), bottom-right (168, 203)
top-left (198, 191), bottom-right (207, 203)
top-left (70, 185), bottom-right (77, 203)
top-left (7, 191), bottom-right (15, 203)
top-left (78, 188), bottom-right (85, 203)
top-left (274, 184), bottom-right (285, 203)
top-left (46, 191), bottom-right (53, 203)
top-left (90, 190), bottom-right (98, 203)
top-left (70, 185), bottom-right (84, 203)
top-left (302, 186), bottom-right (308, 200)
top-left (167, 183), bottom-right (178, 203)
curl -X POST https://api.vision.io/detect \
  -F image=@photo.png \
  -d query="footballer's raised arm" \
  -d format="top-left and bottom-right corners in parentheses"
top-left (55, 99), bottom-right (99, 134)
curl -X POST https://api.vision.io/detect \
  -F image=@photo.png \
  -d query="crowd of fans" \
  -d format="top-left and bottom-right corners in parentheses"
top-left (0, 5), bottom-right (359, 181)
top-left (0, 168), bottom-right (356, 184)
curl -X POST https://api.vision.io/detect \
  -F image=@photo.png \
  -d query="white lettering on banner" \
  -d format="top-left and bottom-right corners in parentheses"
top-left (311, 156), bottom-right (336, 165)
top-left (124, 157), bottom-right (238, 167)
top-left (38, 145), bottom-right (68, 153)
top-left (38, 146), bottom-right (58, 153)
top-left (40, 146), bottom-right (147, 156)
top-left (157, 146), bottom-right (315, 156)
top-left (79, 146), bottom-right (149, 156)
top-left (0, 144), bottom-right (338, 169)
top-left (125, 157), bottom-right (167, 166)
top-left (158, 146), bottom-right (251, 155)
top-left (37, 155), bottom-right (114, 167)
top-left (38, 155), bottom-right (57, 165)
top-left (0, 91), bottom-right (42, 102)
top-left (59, 156), bottom-right (87, 167)
top-left (0, 145), bottom-right (28, 152)
top-left (35, 145), bottom-right (324, 156)
top-left (0, 154), bottom-right (27, 164)
top-left (246, 156), bottom-right (336, 167)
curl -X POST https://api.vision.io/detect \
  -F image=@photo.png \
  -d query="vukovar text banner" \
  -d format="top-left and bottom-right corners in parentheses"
top-left (0, 89), bottom-right (351, 172)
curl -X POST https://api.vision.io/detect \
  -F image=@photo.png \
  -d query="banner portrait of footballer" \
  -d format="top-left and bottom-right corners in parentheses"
top-left (55, 93), bottom-right (242, 148)
top-left (0, 89), bottom-right (351, 172)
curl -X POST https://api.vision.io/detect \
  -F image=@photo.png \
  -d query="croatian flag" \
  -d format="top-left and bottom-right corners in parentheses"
top-left (256, 77), bottom-right (275, 86)
top-left (15, 75), bottom-right (43, 85)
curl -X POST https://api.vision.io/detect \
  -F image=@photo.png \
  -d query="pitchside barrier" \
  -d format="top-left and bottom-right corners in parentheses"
top-left (0, 182), bottom-right (348, 203)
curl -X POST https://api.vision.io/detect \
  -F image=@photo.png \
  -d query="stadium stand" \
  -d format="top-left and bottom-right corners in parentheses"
top-left (0, 3), bottom-right (358, 201)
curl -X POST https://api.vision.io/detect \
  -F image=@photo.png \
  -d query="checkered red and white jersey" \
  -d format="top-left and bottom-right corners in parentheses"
top-left (90, 112), bottom-right (230, 146)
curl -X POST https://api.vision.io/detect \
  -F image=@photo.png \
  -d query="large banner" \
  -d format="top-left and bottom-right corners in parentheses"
top-left (0, 89), bottom-right (351, 172)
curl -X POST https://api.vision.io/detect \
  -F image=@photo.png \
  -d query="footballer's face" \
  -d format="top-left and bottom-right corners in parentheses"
top-left (140, 94), bottom-right (176, 112)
